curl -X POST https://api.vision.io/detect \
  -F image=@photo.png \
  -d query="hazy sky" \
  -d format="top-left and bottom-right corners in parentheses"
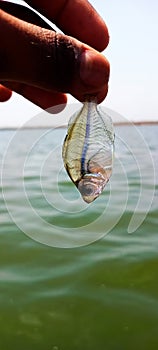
top-left (0, 0), bottom-right (158, 127)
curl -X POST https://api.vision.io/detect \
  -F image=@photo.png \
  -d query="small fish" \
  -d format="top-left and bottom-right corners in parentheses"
top-left (62, 101), bottom-right (115, 203)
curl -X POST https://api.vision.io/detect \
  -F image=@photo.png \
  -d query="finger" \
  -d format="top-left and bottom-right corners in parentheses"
top-left (0, 83), bottom-right (12, 102)
top-left (70, 48), bottom-right (110, 103)
top-left (26, 0), bottom-right (109, 51)
top-left (0, 1), bottom-right (63, 109)
top-left (2, 82), bottom-right (67, 112)
top-left (0, 0), bottom-right (53, 30)
top-left (0, 10), bottom-right (110, 103)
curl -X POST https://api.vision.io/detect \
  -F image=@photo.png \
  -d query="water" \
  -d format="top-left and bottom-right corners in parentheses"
top-left (0, 124), bottom-right (158, 350)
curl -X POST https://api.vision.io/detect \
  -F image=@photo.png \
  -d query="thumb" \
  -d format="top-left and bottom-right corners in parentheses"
top-left (0, 9), bottom-right (110, 103)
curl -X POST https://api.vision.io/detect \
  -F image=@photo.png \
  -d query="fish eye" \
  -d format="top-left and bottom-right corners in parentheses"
top-left (81, 185), bottom-right (94, 196)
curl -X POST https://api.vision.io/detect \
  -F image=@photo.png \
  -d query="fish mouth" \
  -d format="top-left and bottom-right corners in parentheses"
top-left (77, 174), bottom-right (108, 203)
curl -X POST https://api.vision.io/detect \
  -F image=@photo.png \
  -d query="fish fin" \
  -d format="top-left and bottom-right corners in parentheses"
top-left (98, 108), bottom-right (115, 144)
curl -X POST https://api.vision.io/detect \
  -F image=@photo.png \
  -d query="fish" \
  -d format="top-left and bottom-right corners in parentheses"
top-left (62, 101), bottom-right (115, 203)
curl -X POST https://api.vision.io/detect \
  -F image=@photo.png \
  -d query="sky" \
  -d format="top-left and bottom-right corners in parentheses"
top-left (0, 0), bottom-right (158, 127)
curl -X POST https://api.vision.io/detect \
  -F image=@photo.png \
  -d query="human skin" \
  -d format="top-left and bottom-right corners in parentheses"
top-left (0, 0), bottom-right (110, 111)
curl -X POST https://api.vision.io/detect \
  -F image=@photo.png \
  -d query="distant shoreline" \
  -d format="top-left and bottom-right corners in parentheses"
top-left (0, 120), bottom-right (158, 131)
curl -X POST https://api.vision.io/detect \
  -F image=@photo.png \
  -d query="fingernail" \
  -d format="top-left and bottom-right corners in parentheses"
top-left (80, 49), bottom-right (109, 87)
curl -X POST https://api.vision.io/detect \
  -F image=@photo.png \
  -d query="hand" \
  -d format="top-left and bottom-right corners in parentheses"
top-left (0, 0), bottom-right (110, 111)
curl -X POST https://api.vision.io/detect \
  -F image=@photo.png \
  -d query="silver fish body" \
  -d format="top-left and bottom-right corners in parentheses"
top-left (62, 101), bottom-right (115, 203)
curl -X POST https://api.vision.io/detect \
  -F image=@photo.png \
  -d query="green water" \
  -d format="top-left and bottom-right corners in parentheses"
top-left (0, 125), bottom-right (158, 350)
